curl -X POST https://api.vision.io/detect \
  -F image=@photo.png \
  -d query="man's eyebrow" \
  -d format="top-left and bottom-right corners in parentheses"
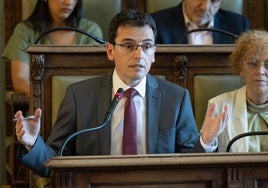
top-left (143, 39), bottom-right (154, 43)
top-left (119, 38), bottom-right (154, 43)
top-left (119, 38), bottom-right (136, 43)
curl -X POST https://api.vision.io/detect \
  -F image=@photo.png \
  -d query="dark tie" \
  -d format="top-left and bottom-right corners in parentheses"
top-left (123, 88), bottom-right (138, 154)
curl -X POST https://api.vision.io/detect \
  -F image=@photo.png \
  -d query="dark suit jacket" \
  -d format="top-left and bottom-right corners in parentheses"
top-left (151, 3), bottom-right (250, 44)
top-left (18, 72), bottom-right (204, 177)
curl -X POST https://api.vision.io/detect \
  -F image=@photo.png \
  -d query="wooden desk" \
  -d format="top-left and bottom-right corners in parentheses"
top-left (45, 153), bottom-right (268, 188)
top-left (26, 44), bottom-right (234, 140)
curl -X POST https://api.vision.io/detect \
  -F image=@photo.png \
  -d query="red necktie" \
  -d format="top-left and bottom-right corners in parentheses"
top-left (123, 88), bottom-right (138, 154)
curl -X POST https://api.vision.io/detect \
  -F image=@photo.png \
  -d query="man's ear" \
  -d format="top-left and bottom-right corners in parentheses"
top-left (151, 47), bottom-right (156, 63)
top-left (106, 43), bottom-right (114, 61)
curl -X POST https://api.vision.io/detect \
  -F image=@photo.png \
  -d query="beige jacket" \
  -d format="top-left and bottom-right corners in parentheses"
top-left (208, 86), bottom-right (249, 152)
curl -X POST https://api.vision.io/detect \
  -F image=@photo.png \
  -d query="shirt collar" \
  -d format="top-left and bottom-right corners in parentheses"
top-left (112, 70), bottom-right (146, 98)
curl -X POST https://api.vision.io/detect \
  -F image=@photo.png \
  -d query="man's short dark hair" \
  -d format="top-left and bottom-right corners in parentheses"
top-left (108, 9), bottom-right (157, 44)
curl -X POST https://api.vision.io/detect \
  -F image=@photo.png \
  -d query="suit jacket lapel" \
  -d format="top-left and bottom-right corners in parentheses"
top-left (213, 15), bottom-right (225, 44)
top-left (169, 3), bottom-right (188, 44)
top-left (146, 75), bottom-right (161, 153)
top-left (96, 72), bottom-right (113, 155)
top-left (213, 11), bottom-right (235, 44)
top-left (229, 86), bottom-right (249, 151)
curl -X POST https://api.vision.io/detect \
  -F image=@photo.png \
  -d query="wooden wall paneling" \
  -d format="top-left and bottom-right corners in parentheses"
top-left (4, 0), bottom-right (21, 90)
top-left (122, 0), bottom-right (146, 11)
top-left (4, 0), bottom-right (21, 45)
top-left (4, 1), bottom-right (30, 187)
top-left (243, 0), bottom-right (267, 29)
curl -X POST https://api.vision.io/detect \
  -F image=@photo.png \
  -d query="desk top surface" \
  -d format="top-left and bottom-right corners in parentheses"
top-left (45, 152), bottom-right (268, 169)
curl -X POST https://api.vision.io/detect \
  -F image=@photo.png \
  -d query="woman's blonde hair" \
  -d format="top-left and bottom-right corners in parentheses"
top-left (230, 30), bottom-right (268, 74)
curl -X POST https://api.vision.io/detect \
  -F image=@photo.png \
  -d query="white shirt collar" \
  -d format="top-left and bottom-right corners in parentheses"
top-left (112, 70), bottom-right (146, 98)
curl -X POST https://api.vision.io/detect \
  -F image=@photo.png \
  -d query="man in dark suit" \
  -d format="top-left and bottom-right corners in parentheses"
top-left (151, 0), bottom-right (250, 44)
top-left (14, 10), bottom-right (227, 177)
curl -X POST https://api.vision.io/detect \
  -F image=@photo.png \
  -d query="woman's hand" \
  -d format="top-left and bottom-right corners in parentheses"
top-left (201, 102), bottom-right (228, 145)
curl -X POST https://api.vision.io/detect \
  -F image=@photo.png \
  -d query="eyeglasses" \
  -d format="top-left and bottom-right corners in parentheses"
top-left (246, 61), bottom-right (268, 70)
top-left (113, 42), bottom-right (156, 54)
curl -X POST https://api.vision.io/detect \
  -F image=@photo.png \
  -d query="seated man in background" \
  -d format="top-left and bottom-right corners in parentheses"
top-left (150, 0), bottom-right (250, 44)
top-left (14, 9), bottom-right (226, 178)
top-left (202, 30), bottom-right (268, 152)
top-left (2, 0), bottom-right (103, 98)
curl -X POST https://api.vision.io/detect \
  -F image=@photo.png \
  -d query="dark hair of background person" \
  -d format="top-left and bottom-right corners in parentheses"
top-left (24, 0), bottom-right (83, 32)
top-left (108, 9), bottom-right (157, 44)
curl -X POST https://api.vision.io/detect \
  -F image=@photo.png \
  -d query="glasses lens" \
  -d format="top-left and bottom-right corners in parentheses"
top-left (247, 61), bottom-right (268, 69)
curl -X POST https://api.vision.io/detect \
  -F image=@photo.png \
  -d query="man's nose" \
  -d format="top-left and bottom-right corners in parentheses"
top-left (133, 46), bottom-right (143, 58)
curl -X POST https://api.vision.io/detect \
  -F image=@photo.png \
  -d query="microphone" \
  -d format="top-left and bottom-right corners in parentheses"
top-left (35, 27), bottom-right (107, 44)
top-left (178, 28), bottom-right (239, 44)
top-left (58, 88), bottom-right (124, 156)
top-left (104, 88), bottom-right (124, 122)
top-left (226, 131), bottom-right (268, 152)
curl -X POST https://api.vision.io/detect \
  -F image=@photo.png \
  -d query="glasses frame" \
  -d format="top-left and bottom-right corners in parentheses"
top-left (246, 61), bottom-right (268, 70)
top-left (113, 42), bottom-right (156, 54)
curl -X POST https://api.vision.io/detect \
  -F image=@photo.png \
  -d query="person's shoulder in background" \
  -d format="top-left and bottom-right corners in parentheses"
top-left (77, 17), bottom-right (103, 44)
top-left (215, 8), bottom-right (251, 32)
top-left (150, 4), bottom-right (181, 23)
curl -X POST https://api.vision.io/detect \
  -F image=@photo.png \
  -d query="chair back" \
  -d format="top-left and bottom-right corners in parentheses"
top-left (51, 76), bottom-right (99, 125)
top-left (194, 75), bottom-right (244, 129)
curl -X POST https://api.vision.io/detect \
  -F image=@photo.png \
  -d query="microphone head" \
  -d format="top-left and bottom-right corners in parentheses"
top-left (114, 88), bottom-right (124, 99)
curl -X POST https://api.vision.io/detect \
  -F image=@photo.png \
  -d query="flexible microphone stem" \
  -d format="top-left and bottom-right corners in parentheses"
top-left (226, 131), bottom-right (268, 152)
top-left (35, 27), bottom-right (107, 44)
top-left (58, 88), bottom-right (124, 156)
top-left (178, 28), bottom-right (239, 44)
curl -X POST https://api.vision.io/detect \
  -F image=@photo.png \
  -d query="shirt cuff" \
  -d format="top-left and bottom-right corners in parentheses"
top-left (200, 136), bottom-right (218, 152)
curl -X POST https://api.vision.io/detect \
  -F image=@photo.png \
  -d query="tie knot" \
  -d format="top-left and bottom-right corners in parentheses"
top-left (125, 88), bottom-right (138, 99)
